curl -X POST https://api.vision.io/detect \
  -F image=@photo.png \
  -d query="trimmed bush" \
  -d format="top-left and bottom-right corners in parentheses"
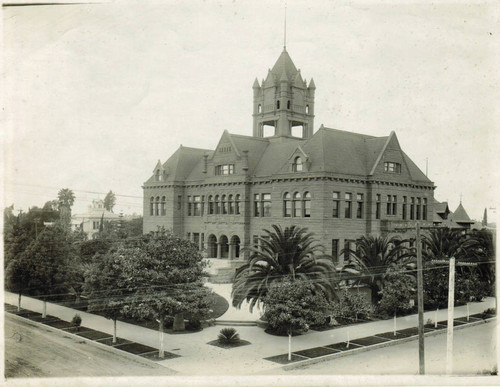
top-left (71, 313), bottom-right (82, 329)
top-left (217, 328), bottom-right (240, 344)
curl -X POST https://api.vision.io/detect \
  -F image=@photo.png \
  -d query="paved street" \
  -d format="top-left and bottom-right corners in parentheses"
top-left (5, 291), bottom-right (496, 376)
top-left (278, 322), bottom-right (497, 375)
top-left (5, 313), bottom-right (176, 378)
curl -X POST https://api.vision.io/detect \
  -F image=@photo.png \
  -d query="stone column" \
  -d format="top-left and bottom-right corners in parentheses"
top-left (216, 242), bottom-right (221, 259)
top-left (228, 243), bottom-right (234, 260)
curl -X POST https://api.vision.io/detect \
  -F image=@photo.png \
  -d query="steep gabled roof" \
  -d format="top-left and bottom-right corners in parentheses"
top-left (452, 203), bottom-right (474, 224)
top-left (145, 146), bottom-right (210, 183)
top-left (434, 200), bottom-right (450, 214)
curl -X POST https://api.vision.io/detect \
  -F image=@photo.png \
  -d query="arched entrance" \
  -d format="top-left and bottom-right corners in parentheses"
top-left (219, 235), bottom-right (229, 258)
top-left (207, 234), bottom-right (217, 258)
top-left (230, 235), bottom-right (241, 259)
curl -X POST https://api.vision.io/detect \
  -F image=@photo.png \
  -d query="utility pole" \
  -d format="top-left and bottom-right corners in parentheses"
top-left (446, 256), bottom-right (456, 375)
top-left (416, 223), bottom-right (425, 375)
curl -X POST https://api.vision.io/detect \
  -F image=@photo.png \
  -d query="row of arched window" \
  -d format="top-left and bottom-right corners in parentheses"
top-left (149, 196), bottom-right (166, 216)
top-left (207, 194), bottom-right (242, 215)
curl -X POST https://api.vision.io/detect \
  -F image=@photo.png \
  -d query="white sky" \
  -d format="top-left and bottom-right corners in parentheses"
top-left (2, 0), bottom-right (499, 220)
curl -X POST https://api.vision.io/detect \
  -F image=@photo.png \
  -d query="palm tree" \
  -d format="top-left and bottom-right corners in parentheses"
top-left (421, 227), bottom-right (469, 262)
top-left (57, 188), bottom-right (75, 228)
top-left (341, 235), bottom-right (412, 304)
top-left (231, 225), bottom-right (338, 312)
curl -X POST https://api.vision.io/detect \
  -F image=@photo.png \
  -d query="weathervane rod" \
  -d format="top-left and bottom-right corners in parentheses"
top-left (284, 0), bottom-right (287, 49)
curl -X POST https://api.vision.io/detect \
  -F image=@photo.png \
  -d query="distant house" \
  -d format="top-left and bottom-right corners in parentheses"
top-left (72, 199), bottom-right (120, 239)
top-left (433, 200), bottom-right (474, 230)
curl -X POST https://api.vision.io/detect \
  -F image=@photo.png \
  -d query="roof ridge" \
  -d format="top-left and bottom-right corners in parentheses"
top-left (321, 126), bottom-right (379, 139)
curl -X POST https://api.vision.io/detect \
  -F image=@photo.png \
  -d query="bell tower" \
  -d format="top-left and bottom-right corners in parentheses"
top-left (252, 48), bottom-right (315, 139)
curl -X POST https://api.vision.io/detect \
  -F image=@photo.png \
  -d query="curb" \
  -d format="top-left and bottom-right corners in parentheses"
top-left (6, 311), bottom-right (177, 373)
top-left (280, 317), bottom-right (495, 371)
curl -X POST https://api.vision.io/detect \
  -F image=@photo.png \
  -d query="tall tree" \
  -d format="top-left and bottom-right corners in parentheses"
top-left (9, 225), bottom-right (73, 317)
top-left (231, 225), bottom-right (338, 312)
top-left (263, 279), bottom-right (333, 360)
top-left (341, 235), bottom-right (412, 304)
top-left (109, 234), bottom-right (211, 358)
top-left (104, 190), bottom-right (116, 213)
top-left (84, 249), bottom-right (132, 343)
top-left (57, 188), bottom-right (75, 228)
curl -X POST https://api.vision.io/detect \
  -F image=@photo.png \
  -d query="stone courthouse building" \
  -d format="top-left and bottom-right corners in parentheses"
top-left (143, 48), bottom-right (435, 266)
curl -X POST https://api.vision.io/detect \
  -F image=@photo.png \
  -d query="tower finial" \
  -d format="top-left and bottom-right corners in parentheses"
top-left (283, 0), bottom-right (287, 49)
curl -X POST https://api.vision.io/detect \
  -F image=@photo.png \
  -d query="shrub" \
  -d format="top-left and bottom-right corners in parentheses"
top-left (263, 279), bottom-right (333, 335)
top-left (186, 319), bottom-right (202, 330)
top-left (217, 327), bottom-right (240, 344)
top-left (331, 290), bottom-right (374, 324)
top-left (378, 274), bottom-right (415, 317)
top-left (71, 313), bottom-right (82, 329)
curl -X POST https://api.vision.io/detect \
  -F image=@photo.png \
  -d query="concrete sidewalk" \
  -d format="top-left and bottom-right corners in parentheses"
top-left (4, 291), bottom-right (495, 375)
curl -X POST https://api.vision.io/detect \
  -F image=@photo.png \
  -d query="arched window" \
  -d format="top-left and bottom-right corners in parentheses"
top-left (304, 192), bottom-right (311, 218)
top-left (155, 196), bottom-right (160, 216)
top-left (235, 194), bottom-right (241, 215)
top-left (228, 194), bottom-right (234, 214)
top-left (283, 192), bottom-right (292, 217)
top-left (221, 194), bottom-right (227, 215)
top-left (215, 195), bottom-right (220, 214)
top-left (277, 100), bottom-right (280, 109)
top-left (150, 197), bottom-right (154, 216)
top-left (293, 156), bottom-right (303, 172)
top-left (161, 196), bottom-right (166, 216)
top-left (293, 192), bottom-right (302, 217)
top-left (258, 104), bottom-right (262, 113)
top-left (208, 195), bottom-right (214, 215)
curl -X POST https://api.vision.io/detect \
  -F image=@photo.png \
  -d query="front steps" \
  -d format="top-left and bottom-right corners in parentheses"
top-left (206, 258), bottom-right (245, 284)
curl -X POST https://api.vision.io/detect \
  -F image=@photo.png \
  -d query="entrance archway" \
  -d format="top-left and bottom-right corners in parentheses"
top-left (219, 235), bottom-right (229, 258)
top-left (230, 235), bottom-right (241, 259)
top-left (207, 234), bottom-right (217, 258)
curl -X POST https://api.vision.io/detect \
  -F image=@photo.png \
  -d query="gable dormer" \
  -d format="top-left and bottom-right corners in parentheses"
top-left (208, 131), bottom-right (242, 176)
top-left (369, 132), bottom-right (414, 182)
top-left (152, 160), bottom-right (167, 182)
top-left (287, 146), bottom-right (311, 172)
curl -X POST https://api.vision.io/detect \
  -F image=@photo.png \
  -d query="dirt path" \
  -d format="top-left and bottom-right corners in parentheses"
top-left (5, 313), bottom-right (176, 378)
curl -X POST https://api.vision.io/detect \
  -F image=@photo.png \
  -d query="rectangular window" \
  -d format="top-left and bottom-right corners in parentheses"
top-left (416, 197), bottom-right (421, 220)
top-left (344, 239), bottom-right (353, 262)
top-left (294, 197), bottom-right (302, 217)
top-left (201, 233), bottom-right (205, 251)
top-left (331, 239), bottom-right (339, 264)
top-left (150, 201), bottom-right (154, 216)
top-left (410, 197), bottom-right (415, 220)
top-left (332, 192), bottom-right (340, 218)
top-left (356, 193), bottom-right (363, 219)
top-left (193, 233), bottom-right (200, 249)
top-left (402, 196), bottom-right (407, 220)
top-left (284, 198), bottom-right (292, 217)
top-left (201, 195), bottom-right (205, 216)
top-left (376, 194), bottom-right (381, 219)
top-left (161, 199), bottom-right (166, 216)
top-left (262, 193), bottom-right (271, 217)
top-left (177, 195), bottom-right (182, 210)
top-left (187, 196), bottom-right (192, 216)
top-left (93, 221), bottom-right (100, 230)
top-left (344, 193), bottom-right (352, 218)
top-left (384, 162), bottom-right (402, 173)
top-left (215, 164), bottom-right (235, 175)
top-left (253, 235), bottom-right (259, 250)
top-left (423, 198), bottom-right (428, 220)
top-left (254, 194), bottom-right (260, 217)
top-left (386, 195), bottom-right (392, 215)
top-left (193, 196), bottom-right (201, 216)
top-left (392, 195), bottom-right (397, 215)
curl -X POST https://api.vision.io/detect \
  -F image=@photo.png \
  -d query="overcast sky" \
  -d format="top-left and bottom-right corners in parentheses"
top-left (3, 0), bottom-right (499, 220)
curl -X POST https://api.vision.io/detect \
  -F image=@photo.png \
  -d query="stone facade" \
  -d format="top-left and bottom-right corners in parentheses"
top-left (143, 48), bottom-right (435, 266)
